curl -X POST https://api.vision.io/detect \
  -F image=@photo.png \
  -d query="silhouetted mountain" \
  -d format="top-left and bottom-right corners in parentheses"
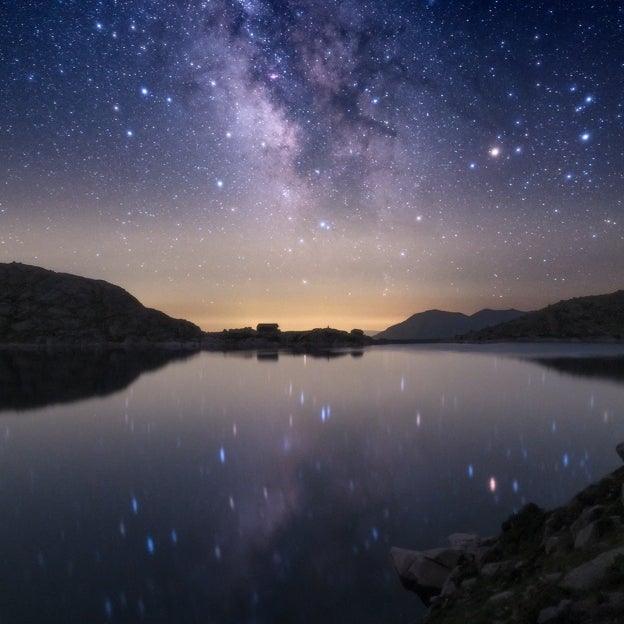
top-left (467, 291), bottom-right (624, 341)
top-left (0, 262), bottom-right (204, 345)
top-left (375, 308), bottom-right (525, 341)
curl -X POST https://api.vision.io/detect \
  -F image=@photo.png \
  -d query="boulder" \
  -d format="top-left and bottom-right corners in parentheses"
top-left (447, 533), bottom-right (482, 553)
top-left (560, 547), bottom-right (624, 591)
top-left (574, 517), bottom-right (620, 550)
top-left (390, 547), bottom-right (464, 605)
top-left (570, 504), bottom-right (604, 536)
top-left (536, 599), bottom-right (572, 624)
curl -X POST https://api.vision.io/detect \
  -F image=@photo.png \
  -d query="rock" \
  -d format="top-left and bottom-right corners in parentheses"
top-left (448, 533), bottom-right (482, 553)
top-left (480, 560), bottom-right (515, 577)
top-left (486, 589), bottom-right (514, 605)
top-left (397, 465), bottom-right (624, 624)
top-left (543, 535), bottom-right (571, 555)
top-left (390, 547), bottom-right (464, 605)
top-left (574, 517), bottom-right (619, 550)
top-left (560, 547), bottom-right (624, 591)
top-left (536, 599), bottom-right (572, 624)
top-left (616, 441), bottom-right (624, 462)
top-left (500, 502), bottom-right (546, 548)
top-left (439, 577), bottom-right (457, 598)
top-left (570, 504), bottom-right (604, 536)
top-left (605, 592), bottom-right (624, 608)
top-left (540, 572), bottom-right (563, 584)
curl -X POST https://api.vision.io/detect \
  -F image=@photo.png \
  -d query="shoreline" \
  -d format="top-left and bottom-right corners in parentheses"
top-left (392, 449), bottom-right (624, 624)
top-left (1, 336), bottom-right (624, 351)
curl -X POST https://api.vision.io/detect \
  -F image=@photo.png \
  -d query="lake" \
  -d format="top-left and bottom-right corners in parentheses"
top-left (1, 343), bottom-right (624, 623)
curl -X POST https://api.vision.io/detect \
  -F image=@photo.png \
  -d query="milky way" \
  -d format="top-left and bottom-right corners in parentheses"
top-left (1, 1), bottom-right (623, 330)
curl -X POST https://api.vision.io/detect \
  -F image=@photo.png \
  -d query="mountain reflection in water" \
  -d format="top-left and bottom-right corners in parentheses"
top-left (0, 344), bottom-right (623, 623)
top-left (0, 348), bottom-right (199, 411)
top-left (532, 356), bottom-right (624, 384)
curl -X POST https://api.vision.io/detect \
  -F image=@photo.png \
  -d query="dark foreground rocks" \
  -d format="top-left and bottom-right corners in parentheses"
top-left (392, 454), bottom-right (624, 624)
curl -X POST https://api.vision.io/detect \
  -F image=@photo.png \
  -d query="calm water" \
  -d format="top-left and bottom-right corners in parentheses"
top-left (1, 344), bottom-right (624, 623)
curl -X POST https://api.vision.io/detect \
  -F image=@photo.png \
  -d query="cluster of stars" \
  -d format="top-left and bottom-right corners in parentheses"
top-left (0, 1), bottom-right (622, 329)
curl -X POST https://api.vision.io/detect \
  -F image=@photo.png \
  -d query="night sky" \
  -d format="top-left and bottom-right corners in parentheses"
top-left (1, 1), bottom-right (623, 331)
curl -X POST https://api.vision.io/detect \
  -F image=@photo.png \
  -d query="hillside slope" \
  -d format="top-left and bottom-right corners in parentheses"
top-left (467, 291), bottom-right (624, 341)
top-left (0, 262), bottom-right (204, 345)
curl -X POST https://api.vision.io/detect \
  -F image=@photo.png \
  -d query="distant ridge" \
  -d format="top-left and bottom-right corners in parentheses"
top-left (466, 290), bottom-right (624, 341)
top-left (0, 262), bottom-right (204, 345)
top-left (375, 308), bottom-right (526, 341)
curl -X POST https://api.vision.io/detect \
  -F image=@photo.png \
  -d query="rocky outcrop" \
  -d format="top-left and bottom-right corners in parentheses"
top-left (393, 452), bottom-right (624, 624)
top-left (0, 262), bottom-right (204, 345)
top-left (205, 326), bottom-right (373, 352)
top-left (282, 327), bottom-right (374, 351)
top-left (391, 537), bottom-right (480, 605)
top-left (466, 290), bottom-right (624, 341)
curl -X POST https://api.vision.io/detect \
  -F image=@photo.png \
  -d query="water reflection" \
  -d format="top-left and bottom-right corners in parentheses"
top-left (533, 356), bottom-right (624, 383)
top-left (0, 345), bottom-right (623, 623)
top-left (256, 349), bottom-right (364, 362)
top-left (0, 348), bottom-right (199, 411)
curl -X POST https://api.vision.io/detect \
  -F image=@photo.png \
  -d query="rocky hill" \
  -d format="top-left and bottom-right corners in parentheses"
top-left (376, 308), bottom-right (525, 341)
top-left (467, 291), bottom-right (624, 341)
top-left (0, 262), bottom-right (204, 345)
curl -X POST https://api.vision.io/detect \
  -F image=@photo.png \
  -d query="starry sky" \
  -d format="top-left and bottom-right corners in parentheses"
top-left (1, 1), bottom-right (623, 331)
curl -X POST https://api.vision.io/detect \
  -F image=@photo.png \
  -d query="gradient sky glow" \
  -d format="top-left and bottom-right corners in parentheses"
top-left (1, 1), bottom-right (623, 331)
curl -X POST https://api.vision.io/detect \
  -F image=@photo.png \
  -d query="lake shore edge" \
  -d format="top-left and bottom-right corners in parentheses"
top-left (393, 449), bottom-right (624, 624)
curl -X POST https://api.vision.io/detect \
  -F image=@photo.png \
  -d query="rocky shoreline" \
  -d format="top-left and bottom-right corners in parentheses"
top-left (392, 446), bottom-right (624, 624)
